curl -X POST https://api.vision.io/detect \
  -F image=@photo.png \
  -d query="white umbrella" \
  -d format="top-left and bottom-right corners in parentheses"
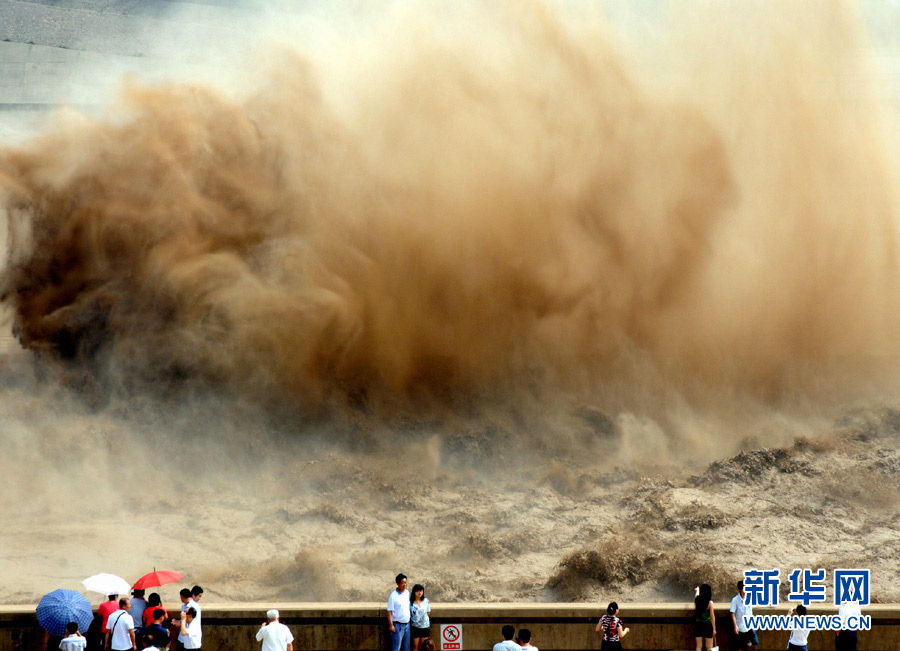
top-left (83, 573), bottom-right (132, 596)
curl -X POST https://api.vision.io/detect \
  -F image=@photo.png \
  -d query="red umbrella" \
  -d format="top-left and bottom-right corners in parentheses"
top-left (132, 570), bottom-right (184, 590)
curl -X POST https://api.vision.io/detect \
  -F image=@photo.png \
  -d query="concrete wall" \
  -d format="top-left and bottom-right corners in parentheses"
top-left (2, 603), bottom-right (899, 651)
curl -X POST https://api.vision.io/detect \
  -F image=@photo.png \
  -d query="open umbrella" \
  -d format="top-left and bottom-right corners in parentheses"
top-left (36, 589), bottom-right (94, 637)
top-left (132, 570), bottom-right (183, 591)
top-left (82, 573), bottom-right (131, 596)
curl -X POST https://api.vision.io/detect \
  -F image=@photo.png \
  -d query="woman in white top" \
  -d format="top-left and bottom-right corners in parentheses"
top-left (409, 584), bottom-right (431, 651)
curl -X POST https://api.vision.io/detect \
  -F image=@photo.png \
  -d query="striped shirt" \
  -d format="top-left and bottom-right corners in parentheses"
top-left (599, 614), bottom-right (622, 641)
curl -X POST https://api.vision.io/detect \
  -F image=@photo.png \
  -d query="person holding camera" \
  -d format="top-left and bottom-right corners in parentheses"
top-left (787, 605), bottom-right (810, 651)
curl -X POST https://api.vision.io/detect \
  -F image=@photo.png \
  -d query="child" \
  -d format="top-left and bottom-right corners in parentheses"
top-left (59, 622), bottom-right (86, 651)
top-left (788, 605), bottom-right (810, 651)
top-left (596, 602), bottom-right (630, 651)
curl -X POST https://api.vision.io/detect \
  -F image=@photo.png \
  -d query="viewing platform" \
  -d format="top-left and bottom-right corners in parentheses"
top-left (2, 602), bottom-right (898, 650)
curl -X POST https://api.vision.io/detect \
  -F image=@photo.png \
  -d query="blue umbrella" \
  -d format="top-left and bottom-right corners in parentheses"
top-left (36, 589), bottom-right (94, 637)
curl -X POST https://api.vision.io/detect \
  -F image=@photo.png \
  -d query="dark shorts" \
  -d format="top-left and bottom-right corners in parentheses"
top-left (788, 644), bottom-right (808, 651)
top-left (694, 622), bottom-right (714, 639)
top-left (734, 630), bottom-right (759, 648)
top-left (835, 630), bottom-right (858, 651)
top-left (601, 641), bottom-right (623, 651)
top-left (411, 626), bottom-right (430, 639)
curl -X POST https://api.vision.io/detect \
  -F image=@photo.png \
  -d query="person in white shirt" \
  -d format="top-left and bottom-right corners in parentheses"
top-left (787, 605), bottom-right (810, 651)
top-left (189, 585), bottom-right (204, 629)
top-left (179, 607), bottom-right (202, 650)
top-left (387, 573), bottom-right (411, 651)
top-left (178, 587), bottom-right (203, 650)
top-left (493, 625), bottom-right (522, 651)
top-left (59, 622), bottom-right (87, 651)
top-left (730, 580), bottom-right (758, 649)
top-left (185, 586), bottom-right (203, 632)
top-left (107, 597), bottom-right (136, 651)
top-left (517, 628), bottom-right (538, 651)
top-left (836, 601), bottom-right (861, 651)
top-left (256, 609), bottom-right (294, 651)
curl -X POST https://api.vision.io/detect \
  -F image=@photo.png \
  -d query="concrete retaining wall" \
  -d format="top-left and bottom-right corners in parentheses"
top-left (2, 603), bottom-right (899, 651)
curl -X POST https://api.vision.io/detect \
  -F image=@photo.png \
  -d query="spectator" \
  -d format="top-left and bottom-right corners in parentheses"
top-left (142, 594), bottom-right (166, 629)
top-left (256, 609), bottom-right (294, 651)
top-left (59, 622), bottom-right (86, 651)
top-left (387, 573), bottom-right (411, 651)
top-left (185, 587), bottom-right (203, 624)
top-left (130, 589), bottom-right (147, 641)
top-left (84, 612), bottom-right (103, 651)
top-left (140, 609), bottom-right (169, 650)
top-left (106, 597), bottom-right (136, 651)
top-left (99, 595), bottom-right (119, 639)
top-left (730, 580), bottom-right (757, 650)
top-left (188, 586), bottom-right (203, 641)
top-left (190, 586), bottom-right (204, 611)
top-left (493, 625), bottom-right (521, 651)
top-left (787, 605), bottom-right (810, 651)
top-left (410, 584), bottom-right (431, 651)
top-left (42, 629), bottom-right (62, 651)
top-left (517, 629), bottom-right (538, 651)
top-left (179, 608), bottom-right (201, 651)
top-left (596, 602), bottom-right (629, 651)
top-left (176, 589), bottom-right (195, 651)
top-left (694, 585), bottom-right (716, 651)
top-left (836, 600), bottom-right (861, 651)
top-left (178, 588), bottom-right (192, 618)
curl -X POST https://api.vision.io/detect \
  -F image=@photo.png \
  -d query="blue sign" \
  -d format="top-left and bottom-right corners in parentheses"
top-left (744, 569), bottom-right (781, 607)
top-left (834, 570), bottom-right (870, 606)
top-left (788, 568), bottom-right (827, 606)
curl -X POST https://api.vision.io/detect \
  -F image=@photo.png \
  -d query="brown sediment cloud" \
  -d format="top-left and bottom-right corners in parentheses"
top-left (0, 1), bottom-right (897, 415)
top-left (4, 3), bottom-right (900, 606)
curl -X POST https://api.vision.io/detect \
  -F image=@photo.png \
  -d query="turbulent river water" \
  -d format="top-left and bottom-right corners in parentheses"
top-left (2, 0), bottom-right (900, 605)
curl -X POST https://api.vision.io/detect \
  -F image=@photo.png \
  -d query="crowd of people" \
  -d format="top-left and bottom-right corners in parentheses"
top-left (56, 585), bottom-right (204, 651)
top-left (696, 580), bottom-right (863, 651)
top-left (51, 573), bottom-right (866, 651)
top-left (386, 573), bottom-right (864, 651)
top-left (53, 584), bottom-right (298, 651)
top-left (384, 572), bottom-right (564, 651)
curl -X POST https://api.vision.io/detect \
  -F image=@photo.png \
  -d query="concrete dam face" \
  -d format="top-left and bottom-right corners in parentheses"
top-left (2, 1), bottom-right (900, 632)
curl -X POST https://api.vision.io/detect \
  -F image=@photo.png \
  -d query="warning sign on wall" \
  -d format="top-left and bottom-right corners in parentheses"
top-left (440, 624), bottom-right (463, 651)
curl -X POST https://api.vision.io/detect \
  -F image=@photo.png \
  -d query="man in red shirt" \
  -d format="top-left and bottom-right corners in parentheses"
top-left (99, 595), bottom-right (119, 636)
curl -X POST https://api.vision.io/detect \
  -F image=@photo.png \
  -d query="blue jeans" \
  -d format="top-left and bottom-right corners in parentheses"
top-left (737, 630), bottom-right (760, 648)
top-left (391, 621), bottom-right (410, 651)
